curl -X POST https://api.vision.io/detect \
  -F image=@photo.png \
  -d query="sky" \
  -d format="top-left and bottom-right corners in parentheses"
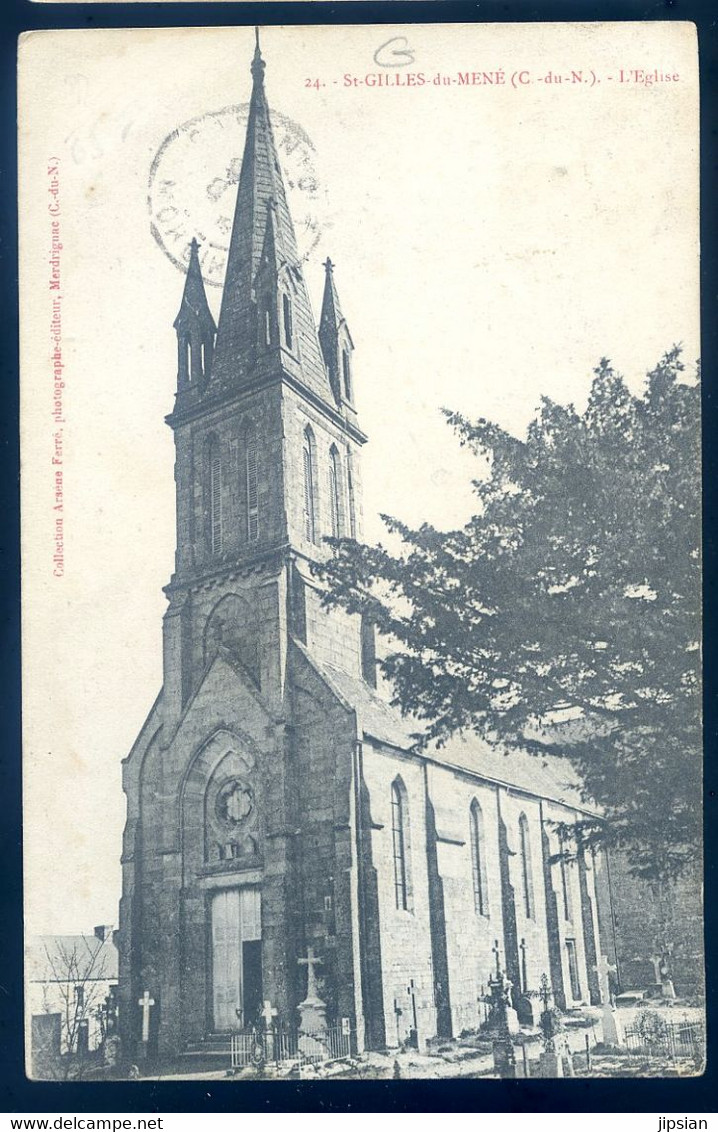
top-left (19, 22), bottom-right (699, 936)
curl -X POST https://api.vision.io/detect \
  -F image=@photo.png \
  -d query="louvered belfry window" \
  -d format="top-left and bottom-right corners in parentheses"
top-left (246, 440), bottom-right (259, 542)
top-left (303, 427), bottom-right (316, 543)
top-left (283, 293), bottom-right (293, 349)
top-left (342, 348), bottom-right (352, 400)
top-left (328, 447), bottom-right (341, 538)
top-left (346, 448), bottom-right (357, 539)
top-left (209, 436), bottom-right (222, 555)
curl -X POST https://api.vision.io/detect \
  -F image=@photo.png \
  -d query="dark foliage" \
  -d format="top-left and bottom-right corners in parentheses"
top-left (318, 348), bottom-right (700, 880)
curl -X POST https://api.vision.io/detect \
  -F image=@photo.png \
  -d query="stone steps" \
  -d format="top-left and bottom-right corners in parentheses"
top-left (180, 1035), bottom-right (233, 1064)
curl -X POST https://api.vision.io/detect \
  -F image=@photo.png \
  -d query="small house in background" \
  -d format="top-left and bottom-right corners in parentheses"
top-left (27, 925), bottom-right (118, 1066)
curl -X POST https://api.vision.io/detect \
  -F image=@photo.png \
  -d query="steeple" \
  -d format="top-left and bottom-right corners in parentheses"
top-left (210, 32), bottom-right (331, 402)
top-left (173, 237), bottom-right (216, 389)
top-left (164, 33), bottom-right (367, 606)
top-left (319, 258), bottom-right (355, 406)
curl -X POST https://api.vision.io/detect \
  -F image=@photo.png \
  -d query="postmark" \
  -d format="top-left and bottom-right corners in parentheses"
top-left (148, 103), bottom-right (329, 285)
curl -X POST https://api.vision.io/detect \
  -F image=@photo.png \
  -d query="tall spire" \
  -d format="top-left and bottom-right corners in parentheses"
top-left (174, 238), bottom-right (215, 331)
top-left (211, 35), bottom-right (330, 400)
top-left (251, 25), bottom-right (265, 84)
top-left (319, 257), bottom-right (354, 406)
top-left (173, 238), bottom-right (216, 389)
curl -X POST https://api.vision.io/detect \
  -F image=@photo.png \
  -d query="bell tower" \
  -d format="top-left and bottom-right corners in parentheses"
top-left (160, 32), bottom-right (367, 730)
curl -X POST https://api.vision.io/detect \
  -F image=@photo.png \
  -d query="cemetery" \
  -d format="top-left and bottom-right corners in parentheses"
top-left (32, 939), bottom-right (702, 1082)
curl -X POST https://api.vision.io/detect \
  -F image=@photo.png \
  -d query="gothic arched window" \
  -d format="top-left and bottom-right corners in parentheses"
top-left (208, 434), bottom-right (223, 555)
top-left (470, 800), bottom-right (489, 916)
top-left (302, 427), bottom-right (316, 543)
top-left (328, 446), bottom-right (342, 538)
top-left (342, 348), bottom-right (352, 400)
top-left (246, 438), bottom-right (259, 543)
top-left (346, 447), bottom-right (357, 539)
top-left (282, 293), bottom-right (293, 349)
top-left (391, 777), bottom-right (412, 911)
top-left (559, 852), bottom-right (573, 922)
top-left (518, 813), bottom-right (535, 920)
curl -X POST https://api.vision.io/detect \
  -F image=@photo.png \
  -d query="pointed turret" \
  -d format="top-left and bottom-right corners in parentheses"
top-left (173, 237), bottom-right (216, 389)
top-left (211, 33), bottom-right (330, 400)
top-left (319, 257), bottom-right (355, 406)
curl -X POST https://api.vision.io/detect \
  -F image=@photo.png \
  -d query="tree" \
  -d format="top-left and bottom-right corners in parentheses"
top-left (318, 347), bottom-right (700, 880)
top-left (42, 937), bottom-right (109, 1076)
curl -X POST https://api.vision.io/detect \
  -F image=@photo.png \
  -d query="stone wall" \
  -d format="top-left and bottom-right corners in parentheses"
top-left (361, 744), bottom-right (437, 1048)
top-left (541, 801), bottom-right (601, 1008)
top-left (291, 646), bottom-right (360, 1030)
top-left (425, 766), bottom-right (506, 1038)
top-left (282, 385), bottom-right (365, 555)
top-left (609, 852), bottom-right (704, 998)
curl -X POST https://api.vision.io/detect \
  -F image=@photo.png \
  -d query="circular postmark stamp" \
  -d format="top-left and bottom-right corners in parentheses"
top-left (148, 103), bottom-right (330, 285)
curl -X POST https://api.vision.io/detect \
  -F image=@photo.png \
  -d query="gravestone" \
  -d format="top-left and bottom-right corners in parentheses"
top-left (260, 999), bottom-right (278, 1062)
top-left (103, 1035), bottom-right (120, 1069)
top-left (297, 947), bottom-right (327, 1033)
top-left (137, 989), bottom-right (155, 1063)
top-left (515, 994), bottom-right (537, 1027)
top-left (31, 1013), bottom-right (61, 1079)
top-left (297, 947), bottom-right (330, 1063)
top-left (594, 955), bottom-right (624, 1046)
top-left (76, 1018), bottom-right (89, 1056)
top-left (406, 980), bottom-right (426, 1053)
top-left (538, 1035), bottom-right (574, 1079)
top-left (483, 947), bottom-right (518, 1078)
top-left (487, 940), bottom-right (520, 1034)
top-left (650, 949), bottom-right (676, 1000)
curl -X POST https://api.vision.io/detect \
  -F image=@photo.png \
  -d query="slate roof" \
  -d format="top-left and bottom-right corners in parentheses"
top-left (211, 38), bottom-right (331, 401)
top-left (27, 934), bottom-right (118, 983)
top-left (173, 238), bottom-right (216, 333)
top-left (305, 648), bottom-right (598, 815)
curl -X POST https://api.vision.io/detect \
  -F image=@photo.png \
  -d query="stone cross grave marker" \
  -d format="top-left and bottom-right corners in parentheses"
top-left (649, 952), bottom-right (663, 985)
top-left (138, 990), bottom-right (154, 1045)
top-left (519, 938), bottom-right (528, 993)
top-left (261, 999), bottom-right (278, 1031)
top-left (649, 949), bottom-right (676, 999)
top-left (593, 954), bottom-right (616, 1005)
top-left (297, 946), bottom-right (327, 1034)
top-left (298, 947), bottom-right (322, 1001)
top-left (492, 938), bottom-right (502, 976)
top-left (393, 998), bottom-right (402, 1045)
top-left (593, 955), bottom-right (623, 1046)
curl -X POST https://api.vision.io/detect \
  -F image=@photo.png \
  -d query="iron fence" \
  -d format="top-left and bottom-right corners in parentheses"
top-left (230, 1024), bottom-right (351, 1070)
top-left (623, 1018), bottom-right (704, 1063)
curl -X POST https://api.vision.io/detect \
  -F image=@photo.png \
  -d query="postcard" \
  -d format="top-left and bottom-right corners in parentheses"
top-left (19, 22), bottom-right (701, 1081)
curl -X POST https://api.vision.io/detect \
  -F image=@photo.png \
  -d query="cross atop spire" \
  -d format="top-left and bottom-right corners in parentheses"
top-left (252, 26), bottom-right (265, 83)
top-left (210, 33), bottom-right (330, 401)
top-left (174, 239), bottom-right (215, 331)
top-left (320, 257), bottom-right (344, 329)
top-left (173, 238), bottom-right (216, 390)
top-left (319, 256), bottom-right (354, 406)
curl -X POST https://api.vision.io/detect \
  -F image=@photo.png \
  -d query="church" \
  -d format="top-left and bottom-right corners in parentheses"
top-left (117, 36), bottom-right (617, 1061)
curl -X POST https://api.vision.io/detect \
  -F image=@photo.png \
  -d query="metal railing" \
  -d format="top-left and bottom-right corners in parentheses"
top-left (623, 1018), bottom-right (704, 1063)
top-left (230, 1024), bottom-right (351, 1070)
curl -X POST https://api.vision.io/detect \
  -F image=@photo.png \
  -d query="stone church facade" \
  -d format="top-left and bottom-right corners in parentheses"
top-left (118, 39), bottom-right (616, 1060)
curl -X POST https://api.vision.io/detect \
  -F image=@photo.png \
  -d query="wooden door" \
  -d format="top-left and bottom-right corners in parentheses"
top-left (211, 889), bottom-right (241, 1031)
top-left (211, 888), bottom-right (262, 1031)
